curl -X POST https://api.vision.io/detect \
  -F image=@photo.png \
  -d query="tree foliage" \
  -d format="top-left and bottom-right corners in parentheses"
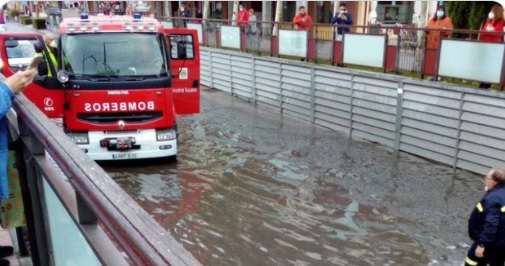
top-left (446, 1), bottom-right (498, 30)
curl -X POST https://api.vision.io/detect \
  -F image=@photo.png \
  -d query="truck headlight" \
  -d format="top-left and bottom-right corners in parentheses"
top-left (156, 129), bottom-right (176, 141)
top-left (68, 132), bottom-right (89, 144)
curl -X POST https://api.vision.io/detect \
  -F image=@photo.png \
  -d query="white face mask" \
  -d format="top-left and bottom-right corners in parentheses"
top-left (181, 7), bottom-right (184, 11)
top-left (50, 40), bottom-right (57, 48)
top-left (239, 7), bottom-right (244, 11)
top-left (489, 12), bottom-right (495, 20)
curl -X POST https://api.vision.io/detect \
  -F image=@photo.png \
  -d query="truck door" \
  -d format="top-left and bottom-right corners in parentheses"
top-left (164, 29), bottom-right (200, 115)
top-left (0, 33), bottom-right (64, 120)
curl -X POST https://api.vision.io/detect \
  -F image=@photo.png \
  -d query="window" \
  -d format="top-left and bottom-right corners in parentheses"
top-left (4, 37), bottom-right (40, 71)
top-left (61, 33), bottom-right (167, 78)
top-left (169, 35), bottom-right (195, 60)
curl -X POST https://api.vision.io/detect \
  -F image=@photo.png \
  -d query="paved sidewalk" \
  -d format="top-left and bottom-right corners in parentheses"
top-left (0, 227), bottom-right (32, 266)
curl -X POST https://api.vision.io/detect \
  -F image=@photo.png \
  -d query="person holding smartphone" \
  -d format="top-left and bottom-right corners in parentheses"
top-left (0, 67), bottom-right (37, 266)
top-left (331, 3), bottom-right (353, 36)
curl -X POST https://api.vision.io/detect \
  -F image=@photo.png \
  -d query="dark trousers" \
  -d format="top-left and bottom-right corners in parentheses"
top-left (465, 242), bottom-right (505, 266)
top-left (479, 83), bottom-right (491, 89)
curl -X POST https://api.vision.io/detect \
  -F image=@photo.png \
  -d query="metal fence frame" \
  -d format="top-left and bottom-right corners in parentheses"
top-left (201, 47), bottom-right (505, 175)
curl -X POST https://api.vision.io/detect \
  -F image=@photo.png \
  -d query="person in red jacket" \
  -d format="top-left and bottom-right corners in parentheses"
top-left (237, 4), bottom-right (250, 33)
top-left (293, 6), bottom-right (313, 30)
top-left (479, 4), bottom-right (504, 42)
top-left (478, 4), bottom-right (504, 89)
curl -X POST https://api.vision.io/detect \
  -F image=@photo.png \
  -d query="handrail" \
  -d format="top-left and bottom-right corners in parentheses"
top-left (161, 16), bottom-right (505, 36)
top-left (12, 93), bottom-right (201, 265)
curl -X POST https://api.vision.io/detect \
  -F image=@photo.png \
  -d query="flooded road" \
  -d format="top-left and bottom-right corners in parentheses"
top-left (104, 88), bottom-right (482, 266)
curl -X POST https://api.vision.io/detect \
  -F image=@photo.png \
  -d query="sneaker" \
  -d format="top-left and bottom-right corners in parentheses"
top-left (0, 258), bottom-right (8, 266)
top-left (0, 246), bottom-right (13, 258)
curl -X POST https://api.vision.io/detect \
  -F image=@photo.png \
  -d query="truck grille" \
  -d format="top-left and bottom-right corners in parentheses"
top-left (77, 112), bottom-right (163, 124)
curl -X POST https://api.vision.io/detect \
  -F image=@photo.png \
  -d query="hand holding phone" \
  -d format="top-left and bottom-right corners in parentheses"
top-left (28, 55), bottom-right (43, 70)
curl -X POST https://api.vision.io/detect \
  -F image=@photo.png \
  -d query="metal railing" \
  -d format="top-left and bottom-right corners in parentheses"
top-left (8, 94), bottom-right (200, 265)
top-left (163, 17), bottom-right (505, 87)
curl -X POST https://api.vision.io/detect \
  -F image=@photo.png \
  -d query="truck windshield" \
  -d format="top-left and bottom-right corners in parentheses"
top-left (61, 33), bottom-right (167, 78)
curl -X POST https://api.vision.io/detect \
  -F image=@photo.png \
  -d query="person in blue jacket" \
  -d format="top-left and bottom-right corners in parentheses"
top-left (331, 3), bottom-right (353, 35)
top-left (0, 68), bottom-right (37, 266)
top-left (465, 168), bottom-right (505, 266)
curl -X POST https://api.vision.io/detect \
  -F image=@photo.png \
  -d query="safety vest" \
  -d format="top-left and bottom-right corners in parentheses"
top-left (43, 45), bottom-right (57, 77)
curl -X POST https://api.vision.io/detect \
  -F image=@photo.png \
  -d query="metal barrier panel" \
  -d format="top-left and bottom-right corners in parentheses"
top-left (278, 30), bottom-right (308, 58)
top-left (458, 93), bottom-right (505, 174)
top-left (343, 34), bottom-right (386, 68)
top-left (351, 76), bottom-right (398, 148)
top-left (220, 26), bottom-right (241, 49)
top-left (313, 68), bottom-right (352, 133)
top-left (41, 177), bottom-right (101, 265)
top-left (280, 63), bottom-right (312, 122)
top-left (254, 59), bottom-right (282, 112)
top-left (187, 23), bottom-right (203, 44)
top-left (210, 52), bottom-right (232, 92)
top-left (200, 47), bottom-right (505, 175)
top-left (200, 49), bottom-right (211, 85)
top-left (401, 83), bottom-right (461, 166)
top-left (162, 21), bottom-right (173, 29)
top-left (438, 40), bottom-right (505, 83)
top-left (231, 55), bottom-right (253, 99)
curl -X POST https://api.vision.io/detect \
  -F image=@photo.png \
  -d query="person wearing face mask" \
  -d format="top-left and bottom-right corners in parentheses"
top-left (293, 6), bottom-right (313, 31)
top-left (477, 5), bottom-right (504, 89)
top-left (479, 5), bottom-right (505, 43)
top-left (179, 3), bottom-right (190, 28)
top-left (425, 5), bottom-right (453, 50)
top-left (464, 168), bottom-right (505, 266)
top-left (331, 3), bottom-right (353, 36)
top-left (237, 4), bottom-right (250, 33)
top-left (40, 33), bottom-right (58, 77)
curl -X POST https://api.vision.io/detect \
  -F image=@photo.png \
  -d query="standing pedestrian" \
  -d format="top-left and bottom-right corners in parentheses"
top-left (247, 9), bottom-right (258, 50)
top-left (478, 4), bottom-right (505, 89)
top-left (237, 4), bottom-right (250, 33)
top-left (0, 68), bottom-right (38, 266)
top-left (293, 6), bottom-right (312, 30)
top-left (465, 168), bottom-right (505, 266)
top-left (425, 5), bottom-right (453, 50)
top-left (331, 3), bottom-right (353, 36)
top-left (179, 3), bottom-right (190, 28)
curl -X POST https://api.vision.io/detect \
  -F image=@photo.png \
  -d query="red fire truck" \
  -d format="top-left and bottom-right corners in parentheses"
top-left (0, 13), bottom-right (200, 161)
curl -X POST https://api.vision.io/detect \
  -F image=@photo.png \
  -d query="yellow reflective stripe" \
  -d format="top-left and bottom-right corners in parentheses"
top-left (465, 257), bottom-right (478, 265)
top-left (501, 206), bottom-right (505, 213)
top-left (477, 203), bottom-right (483, 212)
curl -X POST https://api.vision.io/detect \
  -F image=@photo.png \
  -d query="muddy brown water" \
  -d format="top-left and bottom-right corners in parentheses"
top-left (104, 88), bottom-right (483, 266)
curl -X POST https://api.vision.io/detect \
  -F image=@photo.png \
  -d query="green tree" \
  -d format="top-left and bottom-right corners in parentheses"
top-left (446, 1), bottom-right (498, 37)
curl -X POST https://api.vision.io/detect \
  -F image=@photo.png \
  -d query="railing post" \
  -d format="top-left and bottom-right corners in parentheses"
top-left (310, 66), bottom-right (315, 124)
top-left (395, 32), bottom-right (401, 75)
top-left (15, 132), bottom-right (50, 266)
top-left (348, 74), bottom-right (355, 137)
top-left (394, 82), bottom-right (404, 151)
top-left (251, 57), bottom-right (257, 105)
top-left (76, 193), bottom-right (97, 224)
top-left (453, 91), bottom-right (465, 171)
top-left (209, 50), bottom-right (214, 89)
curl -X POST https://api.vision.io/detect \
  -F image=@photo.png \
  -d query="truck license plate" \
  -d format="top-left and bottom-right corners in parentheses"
top-left (112, 153), bottom-right (137, 160)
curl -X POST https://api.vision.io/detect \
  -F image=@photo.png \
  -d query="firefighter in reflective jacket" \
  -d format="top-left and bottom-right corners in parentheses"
top-left (36, 33), bottom-right (58, 77)
top-left (465, 168), bottom-right (505, 266)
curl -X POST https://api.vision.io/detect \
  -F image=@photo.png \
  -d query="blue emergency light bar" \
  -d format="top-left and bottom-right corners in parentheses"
top-left (133, 13), bottom-right (141, 20)
top-left (80, 13), bottom-right (89, 20)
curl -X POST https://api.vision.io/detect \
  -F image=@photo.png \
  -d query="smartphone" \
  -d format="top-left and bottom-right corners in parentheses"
top-left (28, 55), bottom-right (43, 70)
